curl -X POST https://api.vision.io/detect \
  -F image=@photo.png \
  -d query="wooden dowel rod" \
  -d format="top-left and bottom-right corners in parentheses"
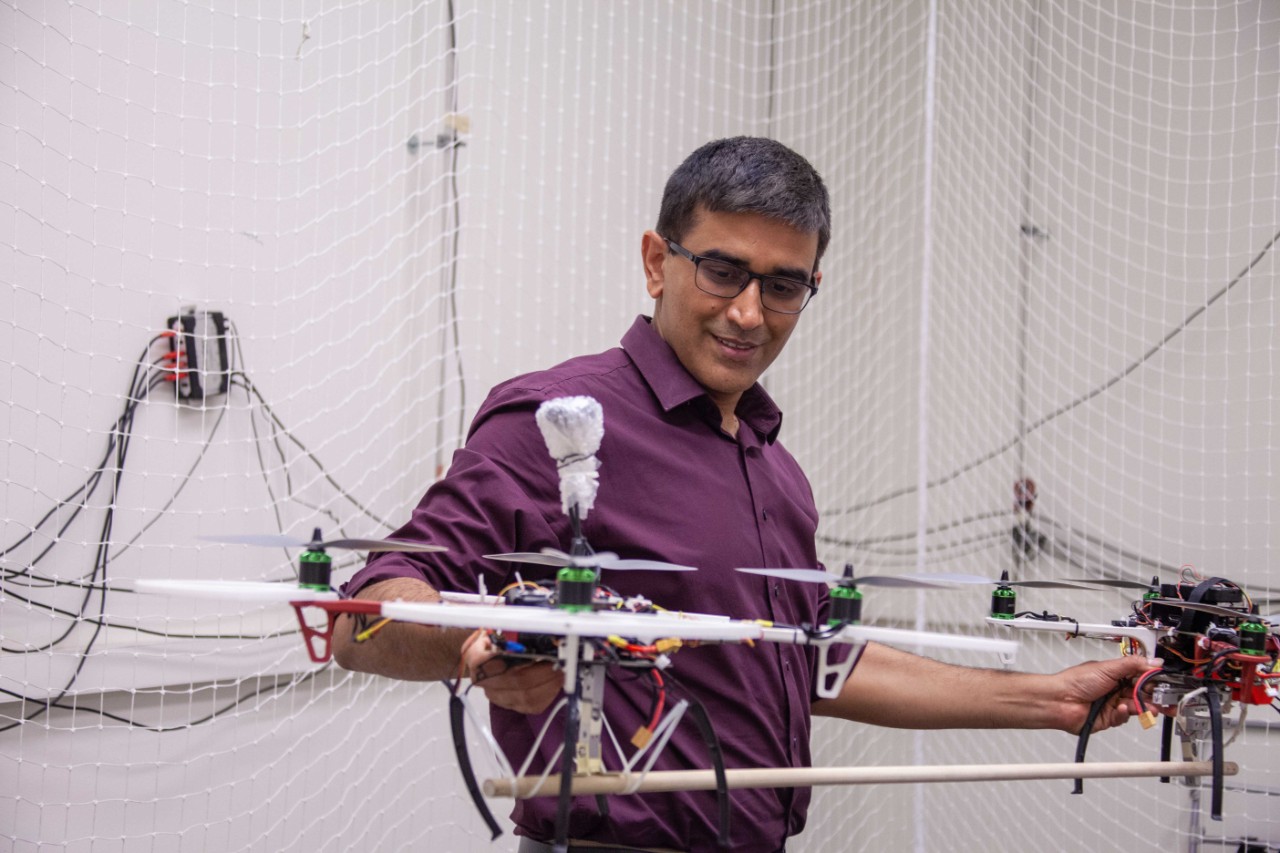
top-left (484, 760), bottom-right (1237, 799)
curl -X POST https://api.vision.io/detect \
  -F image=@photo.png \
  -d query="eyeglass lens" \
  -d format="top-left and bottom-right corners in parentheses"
top-left (696, 258), bottom-right (811, 313)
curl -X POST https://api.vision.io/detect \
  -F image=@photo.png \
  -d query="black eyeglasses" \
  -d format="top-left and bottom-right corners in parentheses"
top-left (663, 238), bottom-right (817, 315)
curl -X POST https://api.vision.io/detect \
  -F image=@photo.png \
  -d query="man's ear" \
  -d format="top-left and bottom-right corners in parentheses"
top-left (641, 230), bottom-right (668, 300)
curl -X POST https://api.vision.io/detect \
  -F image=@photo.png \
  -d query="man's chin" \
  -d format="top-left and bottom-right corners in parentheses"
top-left (699, 370), bottom-right (760, 399)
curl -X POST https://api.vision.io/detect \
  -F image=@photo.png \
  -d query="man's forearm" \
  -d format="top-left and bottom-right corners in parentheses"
top-left (812, 643), bottom-right (1062, 730)
top-left (331, 577), bottom-right (472, 681)
top-left (812, 642), bottom-right (1152, 735)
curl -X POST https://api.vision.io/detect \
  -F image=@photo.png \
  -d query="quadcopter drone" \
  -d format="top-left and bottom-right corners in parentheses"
top-left (134, 396), bottom-right (1020, 852)
top-left (140, 537), bottom-right (1018, 851)
top-left (131, 403), bottom-right (1253, 846)
top-left (984, 567), bottom-right (1280, 821)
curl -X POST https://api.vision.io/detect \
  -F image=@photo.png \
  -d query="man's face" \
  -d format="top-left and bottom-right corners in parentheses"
top-left (642, 208), bottom-right (822, 414)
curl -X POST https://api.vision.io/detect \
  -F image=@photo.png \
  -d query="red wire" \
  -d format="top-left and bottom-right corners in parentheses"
top-left (648, 669), bottom-right (666, 730)
top-left (1133, 666), bottom-right (1163, 713)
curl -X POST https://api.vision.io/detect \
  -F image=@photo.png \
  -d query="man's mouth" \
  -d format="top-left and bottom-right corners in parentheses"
top-left (713, 335), bottom-right (759, 352)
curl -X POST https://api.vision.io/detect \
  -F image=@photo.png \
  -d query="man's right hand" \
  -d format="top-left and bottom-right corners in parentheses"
top-left (332, 578), bottom-right (565, 713)
top-left (462, 631), bottom-right (565, 715)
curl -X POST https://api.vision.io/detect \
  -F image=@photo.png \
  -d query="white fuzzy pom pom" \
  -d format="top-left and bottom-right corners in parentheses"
top-left (535, 396), bottom-right (604, 519)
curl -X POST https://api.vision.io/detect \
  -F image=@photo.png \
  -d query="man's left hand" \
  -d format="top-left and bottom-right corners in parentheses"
top-left (1052, 655), bottom-right (1159, 735)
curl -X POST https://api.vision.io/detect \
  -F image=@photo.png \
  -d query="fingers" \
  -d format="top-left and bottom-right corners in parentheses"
top-left (1080, 656), bottom-right (1164, 733)
top-left (460, 633), bottom-right (565, 714)
top-left (1056, 655), bottom-right (1156, 734)
top-left (1091, 694), bottom-right (1134, 733)
top-left (1108, 654), bottom-right (1162, 678)
top-left (1073, 655), bottom-right (1159, 697)
top-left (474, 660), bottom-right (565, 714)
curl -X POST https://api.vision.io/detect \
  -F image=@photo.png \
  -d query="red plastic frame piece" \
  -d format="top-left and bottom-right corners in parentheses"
top-left (289, 599), bottom-right (384, 663)
top-left (1219, 652), bottom-right (1278, 705)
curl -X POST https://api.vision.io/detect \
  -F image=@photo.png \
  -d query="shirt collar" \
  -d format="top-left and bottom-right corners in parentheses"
top-left (621, 315), bottom-right (784, 444)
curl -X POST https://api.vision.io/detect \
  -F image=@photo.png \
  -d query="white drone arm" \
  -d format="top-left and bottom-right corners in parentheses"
top-left (986, 615), bottom-right (1167, 656)
top-left (757, 623), bottom-right (1020, 699)
top-left (131, 578), bottom-right (340, 602)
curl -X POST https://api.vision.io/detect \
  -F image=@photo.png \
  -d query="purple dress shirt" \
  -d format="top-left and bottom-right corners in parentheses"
top-left (345, 316), bottom-right (825, 853)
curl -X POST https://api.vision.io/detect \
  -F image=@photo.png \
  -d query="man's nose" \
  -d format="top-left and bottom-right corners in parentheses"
top-left (726, 278), bottom-right (765, 329)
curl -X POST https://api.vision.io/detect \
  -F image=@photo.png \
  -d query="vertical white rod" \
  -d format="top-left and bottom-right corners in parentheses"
top-left (913, 2), bottom-right (940, 851)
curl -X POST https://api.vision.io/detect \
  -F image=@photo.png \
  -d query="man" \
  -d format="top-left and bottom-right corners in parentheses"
top-left (334, 137), bottom-right (1150, 853)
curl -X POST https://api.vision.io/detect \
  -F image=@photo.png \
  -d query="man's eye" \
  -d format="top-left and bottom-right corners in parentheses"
top-left (766, 279), bottom-right (804, 297)
top-left (703, 264), bottom-right (739, 282)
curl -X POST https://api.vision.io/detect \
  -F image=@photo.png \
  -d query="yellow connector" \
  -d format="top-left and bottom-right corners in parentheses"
top-left (631, 727), bottom-right (653, 748)
top-left (1138, 711), bottom-right (1158, 730)
top-left (655, 638), bottom-right (683, 654)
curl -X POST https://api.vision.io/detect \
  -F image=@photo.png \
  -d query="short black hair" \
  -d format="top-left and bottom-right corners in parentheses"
top-left (656, 137), bottom-right (831, 268)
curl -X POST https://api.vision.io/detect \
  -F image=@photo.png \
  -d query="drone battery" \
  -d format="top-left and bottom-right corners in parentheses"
top-left (1150, 580), bottom-right (1248, 636)
top-left (1159, 582), bottom-right (1243, 607)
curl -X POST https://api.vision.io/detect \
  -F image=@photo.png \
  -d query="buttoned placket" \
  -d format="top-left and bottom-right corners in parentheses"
top-left (722, 407), bottom-right (811, 849)
top-left (737, 426), bottom-right (804, 749)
